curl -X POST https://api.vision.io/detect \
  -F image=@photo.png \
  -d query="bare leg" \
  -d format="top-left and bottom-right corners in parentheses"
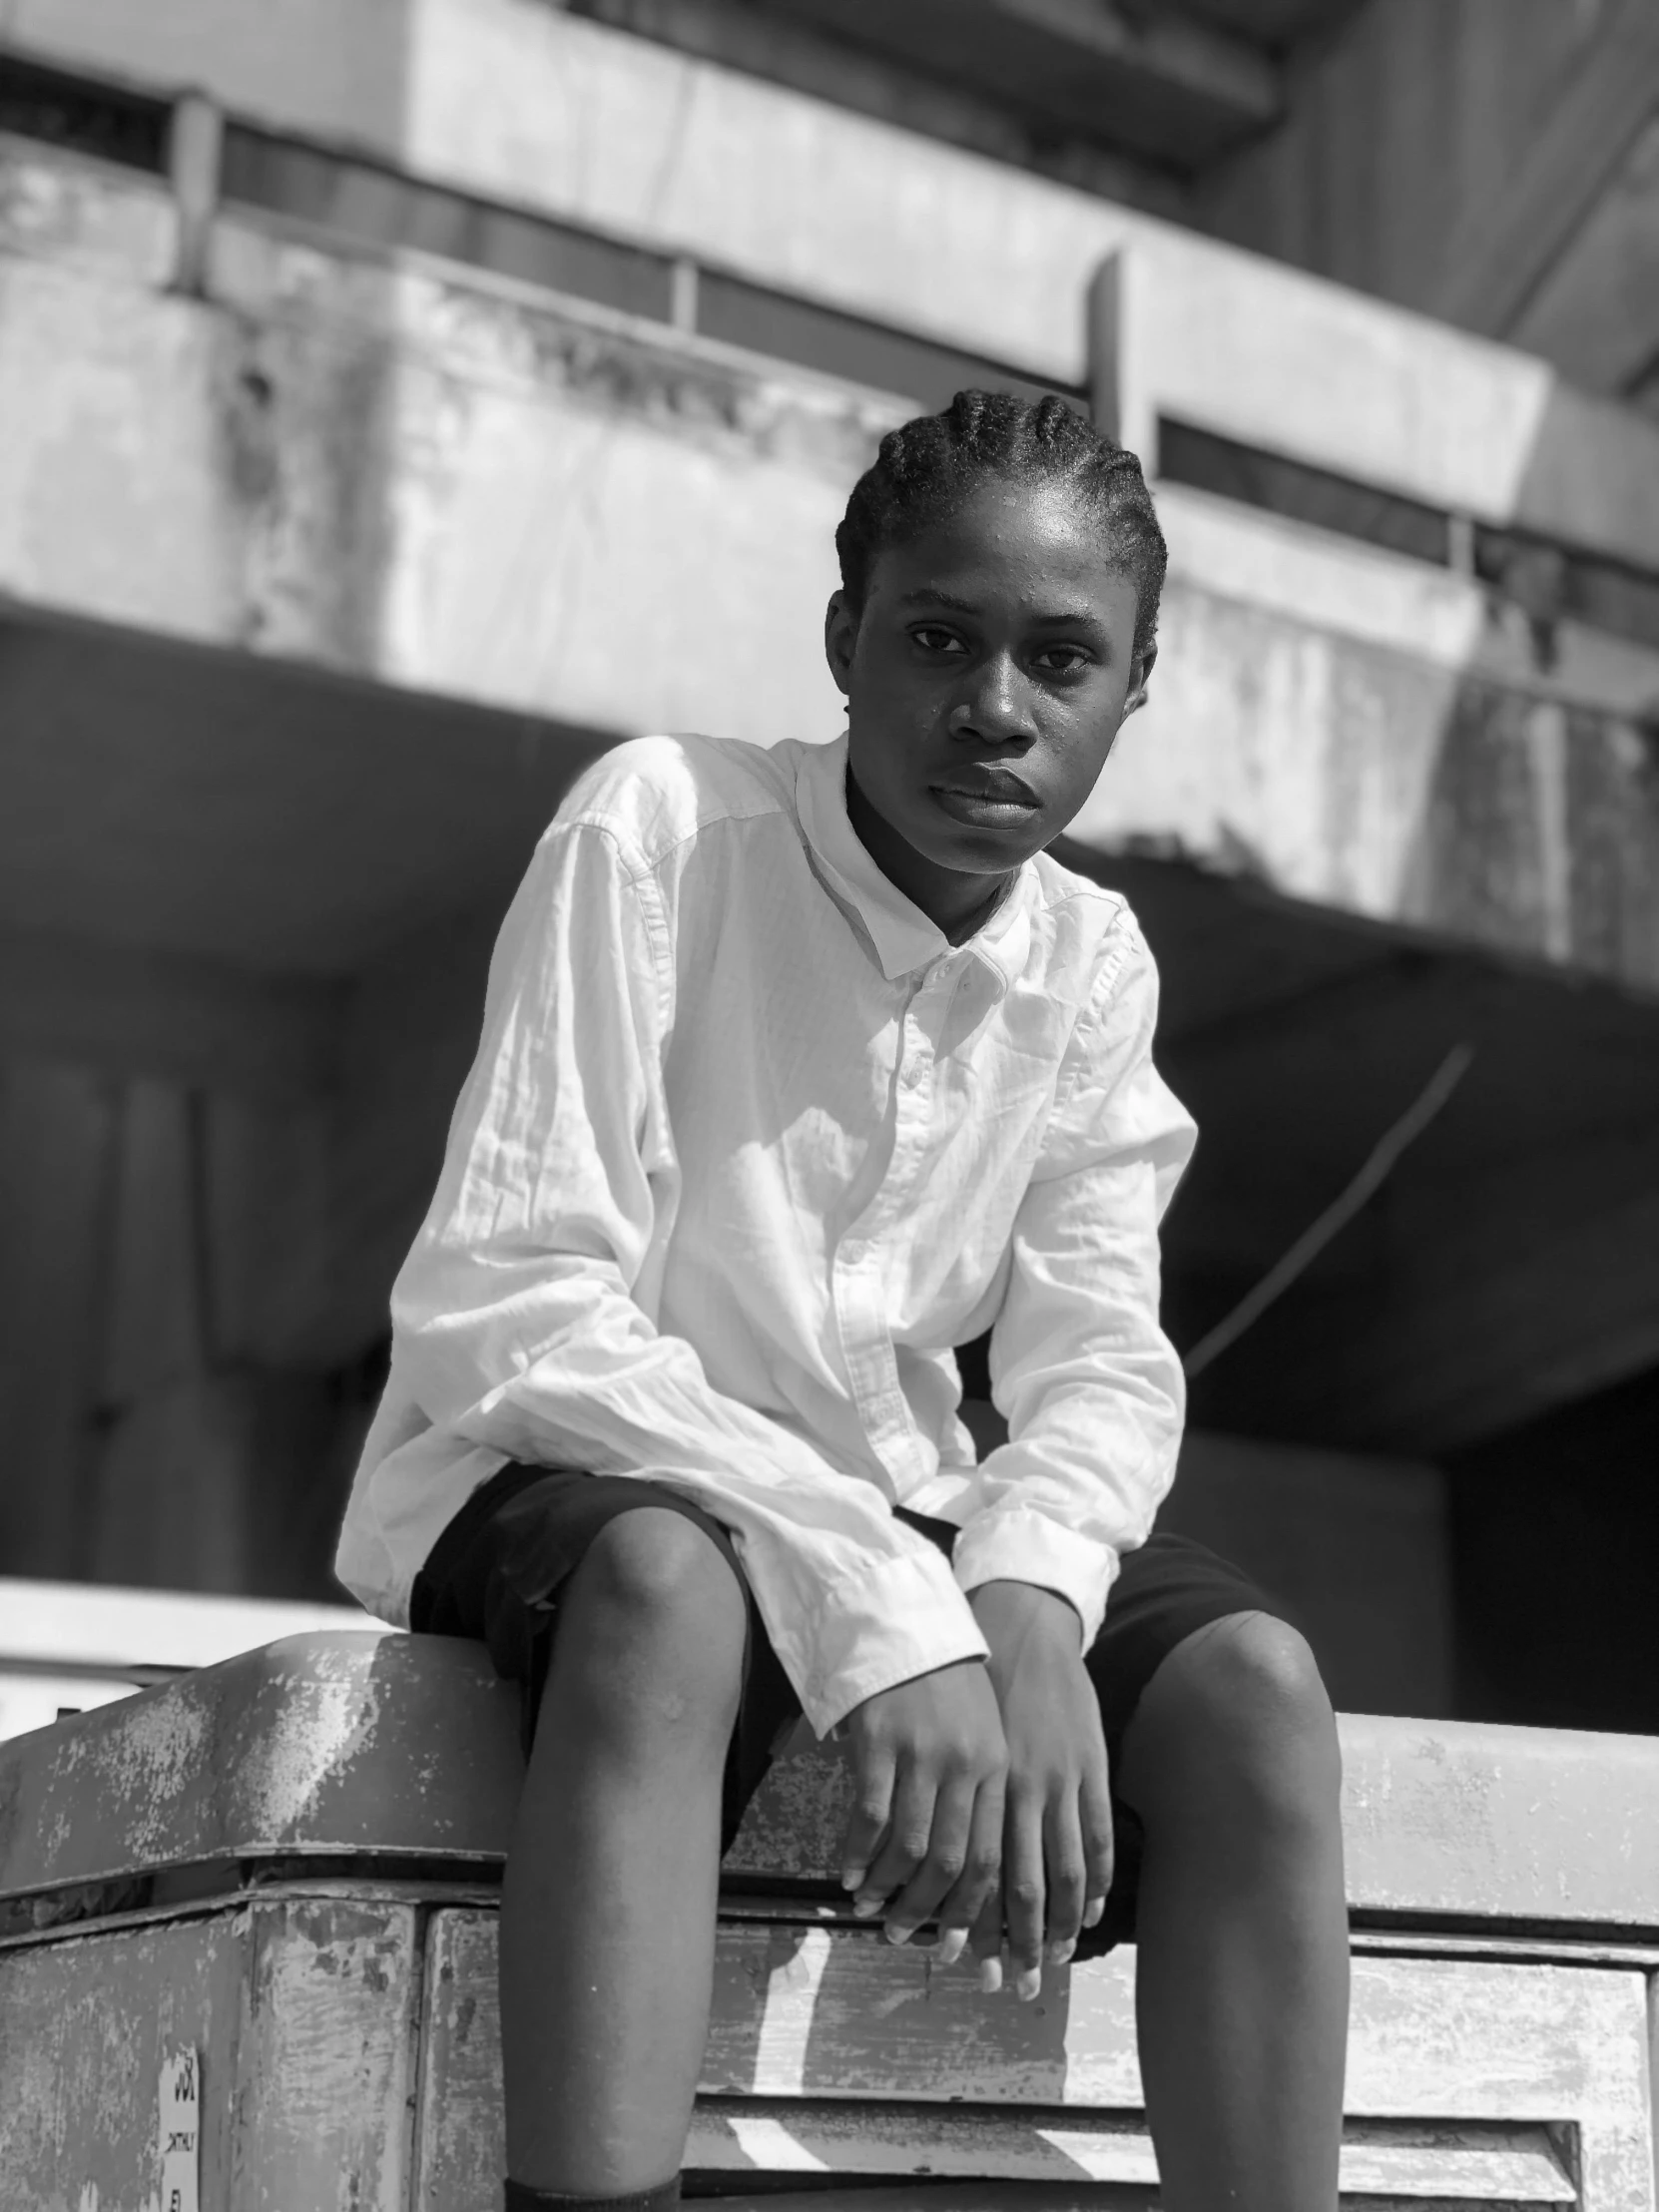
top-left (1115, 1611), bottom-right (1349, 2212)
top-left (499, 1508), bottom-right (749, 2193)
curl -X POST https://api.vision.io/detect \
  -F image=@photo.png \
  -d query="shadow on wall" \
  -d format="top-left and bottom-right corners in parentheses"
top-left (1447, 1364), bottom-right (1659, 1737)
top-left (1158, 1431), bottom-right (1453, 1721)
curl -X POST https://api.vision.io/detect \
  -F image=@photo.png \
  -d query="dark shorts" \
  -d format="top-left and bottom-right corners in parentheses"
top-left (410, 1463), bottom-right (1283, 1957)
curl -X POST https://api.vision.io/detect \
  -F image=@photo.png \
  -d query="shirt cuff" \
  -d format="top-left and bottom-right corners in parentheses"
top-left (951, 1505), bottom-right (1120, 1650)
top-left (772, 1545), bottom-right (991, 1739)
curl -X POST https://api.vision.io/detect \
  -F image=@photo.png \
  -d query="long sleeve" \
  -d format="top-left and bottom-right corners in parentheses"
top-left (952, 914), bottom-right (1196, 1644)
top-left (391, 818), bottom-right (987, 1735)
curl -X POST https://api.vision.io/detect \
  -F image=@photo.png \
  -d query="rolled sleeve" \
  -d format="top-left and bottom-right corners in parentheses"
top-left (786, 1549), bottom-right (991, 1736)
top-left (951, 1505), bottom-right (1120, 1648)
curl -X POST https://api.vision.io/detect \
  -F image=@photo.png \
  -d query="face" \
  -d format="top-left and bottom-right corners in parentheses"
top-left (825, 478), bottom-right (1151, 936)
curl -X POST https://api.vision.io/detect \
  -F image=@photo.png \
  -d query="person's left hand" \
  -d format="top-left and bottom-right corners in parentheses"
top-left (963, 1580), bottom-right (1113, 2000)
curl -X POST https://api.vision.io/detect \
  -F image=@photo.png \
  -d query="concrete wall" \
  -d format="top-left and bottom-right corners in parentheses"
top-left (4, 128), bottom-right (1658, 989)
top-left (9, 0), bottom-right (1659, 536)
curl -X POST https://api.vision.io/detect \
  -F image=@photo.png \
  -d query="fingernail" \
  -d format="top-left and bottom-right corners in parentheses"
top-left (1083, 1898), bottom-right (1105, 1929)
top-left (841, 1868), bottom-right (866, 1893)
top-left (978, 1956), bottom-right (1003, 1994)
top-left (1046, 1938), bottom-right (1075, 1966)
top-left (1016, 1966), bottom-right (1042, 2001)
top-left (852, 1895), bottom-right (881, 1919)
top-left (885, 1923), bottom-right (914, 1946)
top-left (936, 1930), bottom-right (967, 1966)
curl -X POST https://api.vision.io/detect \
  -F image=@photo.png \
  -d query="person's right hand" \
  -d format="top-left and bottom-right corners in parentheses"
top-left (837, 1659), bottom-right (1008, 1965)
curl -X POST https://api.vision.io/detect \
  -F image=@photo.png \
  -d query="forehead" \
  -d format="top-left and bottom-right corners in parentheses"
top-left (870, 477), bottom-right (1136, 618)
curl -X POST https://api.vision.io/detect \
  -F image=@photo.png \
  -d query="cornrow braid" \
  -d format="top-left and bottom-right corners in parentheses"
top-left (835, 389), bottom-right (1167, 661)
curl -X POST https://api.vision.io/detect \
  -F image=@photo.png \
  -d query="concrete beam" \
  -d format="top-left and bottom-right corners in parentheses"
top-left (562, 0), bottom-right (1185, 214)
top-left (746, 0), bottom-right (1282, 167)
top-left (1075, 574), bottom-right (1659, 996)
top-left (978, 0), bottom-right (1280, 127)
top-left (1094, 246), bottom-right (1659, 578)
top-left (12, 0), bottom-right (1659, 574)
top-left (5, 141), bottom-right (1659, 996)
top-left (1429, 0), bottom-right (1659, 341)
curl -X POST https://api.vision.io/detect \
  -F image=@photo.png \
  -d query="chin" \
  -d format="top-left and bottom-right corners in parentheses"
top-left (933, 826), bottom-right (1046, 871)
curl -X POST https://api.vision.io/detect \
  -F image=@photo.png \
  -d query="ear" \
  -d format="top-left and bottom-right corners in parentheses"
top-left (825, 591), bottom-right (859, 698)
top-left (1121, 643), bottom-right (1156, 720)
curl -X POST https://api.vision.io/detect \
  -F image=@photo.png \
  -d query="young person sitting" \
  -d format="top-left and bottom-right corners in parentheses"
top-left (336, 389), bottom-right (1350, 2212)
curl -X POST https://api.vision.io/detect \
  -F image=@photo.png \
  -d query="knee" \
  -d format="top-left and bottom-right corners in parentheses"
top-left (563, 1507), bottom-right (747, 1727)
top-left (1139, 1612), bottom-right (1342, 1835)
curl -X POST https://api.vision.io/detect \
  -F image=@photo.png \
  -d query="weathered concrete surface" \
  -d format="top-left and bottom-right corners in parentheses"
top-left (0, 1897), bottom-right (421, 2212)
top-left (728, 1708), bottom-right (1659, 1935)
top-left (4, 1888), bottom-right (1649, 2209)
top-left (423, 1908), bottom-right (1656, 2211)
top-left (5, 136), bottom-right (1658, 992)
top-left (13, 0), bottom-right (1659, 567)
top-left (0, 145), bottom-right (868, 740)
top-left (5, 1634), bottom-right (1659, 2208)
top-left (0, 1634), bottom-right (522, 1905)
top-left (7, 1633), bottom-right (1659, 1935)
top-left (1077, 572), bottom-right (1659, 991)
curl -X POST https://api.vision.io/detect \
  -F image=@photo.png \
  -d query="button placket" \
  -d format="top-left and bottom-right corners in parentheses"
top-left (832, 970), bottom-right (941, 1480)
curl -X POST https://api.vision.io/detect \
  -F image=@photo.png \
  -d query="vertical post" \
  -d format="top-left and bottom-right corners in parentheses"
top-left (1090, 251), bottom-right (1158, 472)
top-left (670, 255), bottom-right (699, 335)
top-left (1089, 253), bottom-right (1122, 445)
top-left (169, 89), bottom-right (223, 297)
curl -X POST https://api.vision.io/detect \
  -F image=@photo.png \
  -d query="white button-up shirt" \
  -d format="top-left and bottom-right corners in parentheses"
top-left (336, 733), bottom-right (1196, 1735)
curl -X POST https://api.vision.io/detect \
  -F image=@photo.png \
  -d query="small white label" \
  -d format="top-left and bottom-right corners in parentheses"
top-left (159, 2046), bottom-right (201, 2212)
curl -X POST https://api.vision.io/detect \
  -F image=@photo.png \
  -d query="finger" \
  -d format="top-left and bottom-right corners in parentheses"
top-left (1081, 1738), bottom-right (1115, 1929)
top-left (934, 1772), bottom-right (1005, 1965)
top-left (968, 1887), bottom-right (1004, 1992)
top-left (838, 1735), bottom-right (896, 1895)
top-left (1042, 1795), bottom-right (1086, 1965)
top-left (883, 1766), bottom-right (975, 1946)
top-left (1003, 1784), bottom-right (1046, 2001)
top-left (854, 1762), bottom-right (935, 1916)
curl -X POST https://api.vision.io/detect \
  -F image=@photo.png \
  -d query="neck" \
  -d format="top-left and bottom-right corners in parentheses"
top-left (845, 770), bottom-right (1015, 942)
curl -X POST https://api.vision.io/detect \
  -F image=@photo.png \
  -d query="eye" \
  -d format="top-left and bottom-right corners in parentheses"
top-left (909, 624), bottom-right (968, 656)
top-left (1030, 644), bottom-right (1094, 676)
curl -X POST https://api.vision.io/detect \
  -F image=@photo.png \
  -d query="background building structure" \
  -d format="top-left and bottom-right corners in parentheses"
top-left (1, 0), bottom-right (1655, 1730)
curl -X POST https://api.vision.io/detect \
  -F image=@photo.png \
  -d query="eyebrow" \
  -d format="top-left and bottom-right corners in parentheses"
top-left (898, 589), bottom-right (979, 612)
top-left (898, 589), bottom-right (1107, 628)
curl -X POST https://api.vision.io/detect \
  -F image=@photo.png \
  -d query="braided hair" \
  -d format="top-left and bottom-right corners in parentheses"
top-left (836, 389), bottom-right (1167, 662)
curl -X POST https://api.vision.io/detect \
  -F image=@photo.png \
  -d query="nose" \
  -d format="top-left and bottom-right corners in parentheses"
top-left (950, 652), bottom-right (1034, 746)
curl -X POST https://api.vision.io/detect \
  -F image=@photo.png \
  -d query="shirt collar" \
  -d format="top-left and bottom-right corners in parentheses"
top-left (794, 734), bottom-right (1033, 992)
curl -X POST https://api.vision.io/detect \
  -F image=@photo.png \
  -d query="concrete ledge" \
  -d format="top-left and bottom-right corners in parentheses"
top-left (4, 1631), bottom-right (1659, 1932)
top-left (0, 1633), bottom-right (523, 1895)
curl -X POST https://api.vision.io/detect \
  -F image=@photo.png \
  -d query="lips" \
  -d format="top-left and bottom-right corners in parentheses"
top-left (930, 765), bottom-right (1040, 807)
